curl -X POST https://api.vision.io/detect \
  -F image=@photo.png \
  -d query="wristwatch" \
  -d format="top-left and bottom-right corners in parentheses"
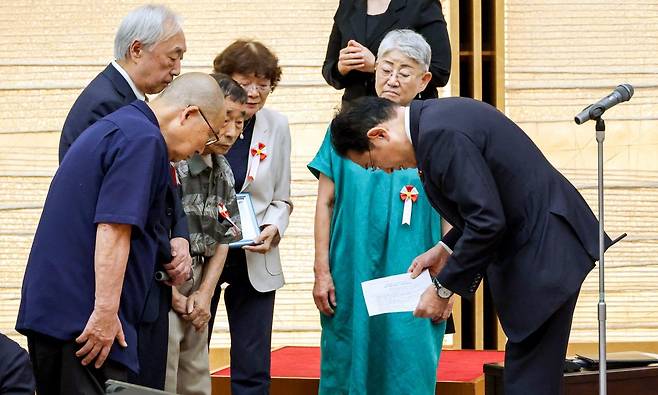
top-left (432, 276), bottom-right (454, 299)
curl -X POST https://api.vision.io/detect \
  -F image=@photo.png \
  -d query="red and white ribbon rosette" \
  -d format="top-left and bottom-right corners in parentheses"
top-left (218, 202), bottom-right (240, 232)
top-left (399, 185), bottom-right (419, 225)
top-left (247, 142), bottom-right (267, 181)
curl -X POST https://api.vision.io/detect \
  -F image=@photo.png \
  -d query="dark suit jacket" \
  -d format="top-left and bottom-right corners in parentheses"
top-left (59, 64), bottom-right (137, 162)
top-left (323, 0), bottom-right (451, 103)
top-left (58, 63), bottom-right (188, 242)
top-left (0, 334), bottom-right (35, 394)
top-left (409, 98), bottom-right (611, 342)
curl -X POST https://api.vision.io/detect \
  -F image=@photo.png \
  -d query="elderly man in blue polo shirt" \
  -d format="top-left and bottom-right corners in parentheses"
top-left (16, 72), bottom-right (225, 395)
top-left (58, 5), bottom-right (192, 389)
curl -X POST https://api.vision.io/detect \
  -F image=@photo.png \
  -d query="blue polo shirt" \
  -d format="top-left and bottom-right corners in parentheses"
top-left (16, 101), bottom-right (169, 374)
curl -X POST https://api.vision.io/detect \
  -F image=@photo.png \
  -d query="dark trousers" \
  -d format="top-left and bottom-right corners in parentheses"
top-left (208, 249), bottom-right (276, 395)
top-left (128, 281), bottom-right (171, 390)
top-left (27, 333), bottom-right (128, 395)
top-left (503, 290), bottom-right (580, 395)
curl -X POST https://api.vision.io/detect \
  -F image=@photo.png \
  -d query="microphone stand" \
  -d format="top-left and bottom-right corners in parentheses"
top-left (594, 116), bottom-right (607, 395)
top-left (576, 85), bottom-right (632, 394)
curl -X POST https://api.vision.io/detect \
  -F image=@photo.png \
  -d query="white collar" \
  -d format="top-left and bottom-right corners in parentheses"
top-left (404, 106), bottom-right (412, 143)
top-left (111, 60), bottom-right (146, 101)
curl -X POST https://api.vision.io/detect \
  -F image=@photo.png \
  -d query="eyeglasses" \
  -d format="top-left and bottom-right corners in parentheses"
top-left (237, 81), bottom-right (272, 94)
top-left (375, 65), bottom-right (420, 84)
top-left (196, 107), bottom-right (221, 146)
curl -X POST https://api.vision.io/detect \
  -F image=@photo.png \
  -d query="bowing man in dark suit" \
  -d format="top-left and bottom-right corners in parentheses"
top-left (329, 96), bottom-right (611, 395)
top-left (323, 0), bottom-right (451, 104)
top-left (56, 4), bottom-right (191, 390)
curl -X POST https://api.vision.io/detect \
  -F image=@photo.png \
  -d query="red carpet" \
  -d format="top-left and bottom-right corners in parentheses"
top-left (212, 346), bottom-right (504, 382)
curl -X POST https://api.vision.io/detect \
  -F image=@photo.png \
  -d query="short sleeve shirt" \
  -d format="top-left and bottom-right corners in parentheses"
top-left (176, 154), bottom-right (242, 257)
top-left (16, 101), bottom-right (170, 374)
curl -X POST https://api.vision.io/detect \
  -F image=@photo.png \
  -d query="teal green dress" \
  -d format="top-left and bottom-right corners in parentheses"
top-left (308, 130), bottom-right (446, 395)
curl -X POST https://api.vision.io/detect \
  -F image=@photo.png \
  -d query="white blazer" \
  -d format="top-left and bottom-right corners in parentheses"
top-left (239, 107), bottom-right (291, 292)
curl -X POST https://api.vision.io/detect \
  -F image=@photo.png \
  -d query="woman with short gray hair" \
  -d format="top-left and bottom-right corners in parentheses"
top-left (377, 28), bottom-right (432, 71)
top-left (322, 0), bottom-right (451, 105)
top-left (310, 29), bottom-right (452, 394)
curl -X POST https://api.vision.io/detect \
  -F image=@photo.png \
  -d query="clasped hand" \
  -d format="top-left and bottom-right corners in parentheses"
top-left (337, 40), bottom-right (376, 75)
top-left (172, 289), bottom-right (212, 332)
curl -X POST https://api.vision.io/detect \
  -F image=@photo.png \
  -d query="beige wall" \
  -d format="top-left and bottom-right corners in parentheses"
top-left (0, 0), bottom-right (344, 349)
top-left (0, 0), bottom-right (657, 352)
top-left (506, 1), bottom-right (658, 343)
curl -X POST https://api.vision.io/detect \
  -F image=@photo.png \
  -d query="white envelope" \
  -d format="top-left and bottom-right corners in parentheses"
top-left (361, 270), bottom-right (432, 316)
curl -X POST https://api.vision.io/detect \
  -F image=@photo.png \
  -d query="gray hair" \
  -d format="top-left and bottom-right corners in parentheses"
top-left (114, 4), bottom-right (183, 60)
top-left (377, 29), bottom-right (431, 71)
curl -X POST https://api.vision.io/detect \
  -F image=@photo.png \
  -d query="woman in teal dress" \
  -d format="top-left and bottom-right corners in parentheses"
top-left (309, 30), bottom-right (453, 394)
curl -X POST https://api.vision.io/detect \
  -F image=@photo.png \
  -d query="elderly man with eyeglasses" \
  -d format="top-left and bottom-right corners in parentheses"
top-left (17, 73), bottom-right (224, 395)
top-left (54, 4), bottom-right (192, 390)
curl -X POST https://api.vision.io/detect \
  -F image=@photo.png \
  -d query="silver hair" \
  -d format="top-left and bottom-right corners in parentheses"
top-left (377, 29), bottom-right (431, 71)
top-left (113, 4), bottom-right (183, 60)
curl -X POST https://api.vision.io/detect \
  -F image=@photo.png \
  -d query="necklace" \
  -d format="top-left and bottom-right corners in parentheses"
top-left (240, 116), bottom-right (256, 140)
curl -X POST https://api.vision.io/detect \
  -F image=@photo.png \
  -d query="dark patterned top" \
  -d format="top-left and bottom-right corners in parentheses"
top-left (176, 154), bottom-right (241, 257)
top-left (225, 114), bottom-right (256, 192)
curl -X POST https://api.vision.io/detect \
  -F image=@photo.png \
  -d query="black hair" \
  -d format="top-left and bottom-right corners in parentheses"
top-left (209, 72), bottom-right (248, 104)
top-left (329, 96), bottom-right (399, 157)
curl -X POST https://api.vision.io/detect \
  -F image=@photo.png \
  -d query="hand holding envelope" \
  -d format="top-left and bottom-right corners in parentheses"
top-left (361, 270), bottom-right (432, 316)
top-left (414, 284), bottom-right (454, 323)
top-left (361, 269), bottom-right (454, 322)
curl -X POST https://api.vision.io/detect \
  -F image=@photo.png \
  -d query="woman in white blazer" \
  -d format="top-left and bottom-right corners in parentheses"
top-left (208, 40), bottom-right (292, 395)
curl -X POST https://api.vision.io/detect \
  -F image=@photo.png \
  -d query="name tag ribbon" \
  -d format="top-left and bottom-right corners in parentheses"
top-left (218, 202), bottom-right (240, 232)
top-left (399, 185), bottom-right (418, 225)
top-left (247, 142), bottom-right (267, 181)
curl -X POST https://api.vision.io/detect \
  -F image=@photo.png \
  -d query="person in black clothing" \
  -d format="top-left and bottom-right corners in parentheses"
top-left (0, 333), bottom-right (35, 394)
top-left (322, 0), bottom-right (451, 104)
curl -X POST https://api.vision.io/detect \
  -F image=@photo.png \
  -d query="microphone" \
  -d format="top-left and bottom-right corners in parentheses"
top-left (574, 84), bottom-right (634, 125)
